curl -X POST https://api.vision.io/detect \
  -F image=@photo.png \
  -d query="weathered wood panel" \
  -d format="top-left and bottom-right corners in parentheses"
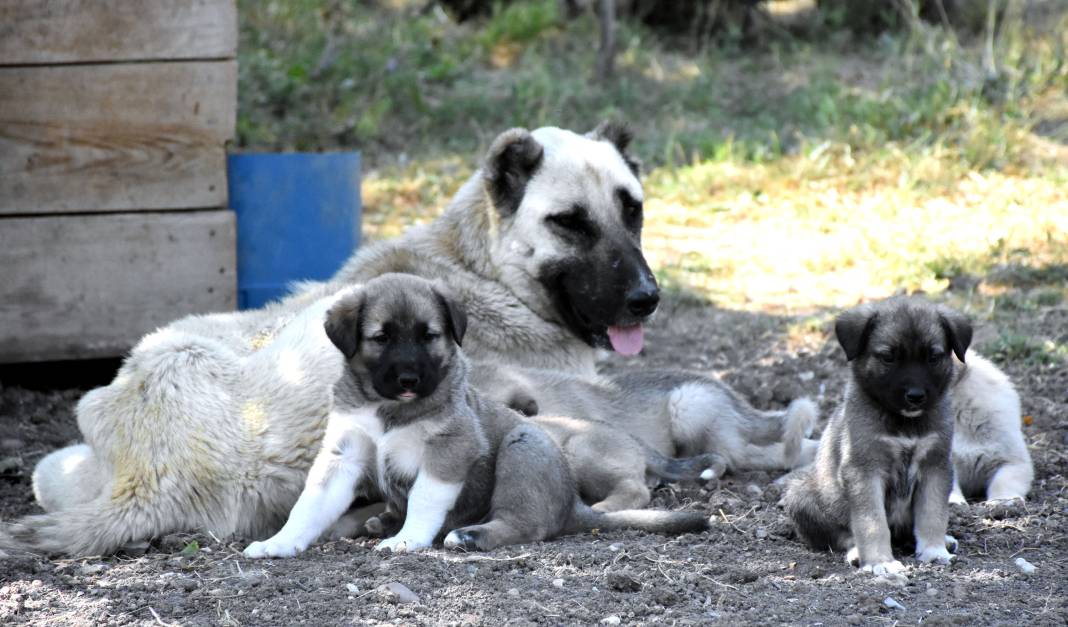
top-left (0, 211), bottom-right (237, 363)
top-left (0, 0), bottom-right (237, 65)
top-left (0, 61), bottom-right (237, 215)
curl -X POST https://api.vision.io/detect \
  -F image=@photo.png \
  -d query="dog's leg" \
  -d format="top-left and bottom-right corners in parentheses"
top-left (985, 461), bottom-right (1033, 503)
top-left (244, 425), bottom-right (374, 559)
top-left (913, 463), bottom-right (954, 565)
top-left (375, 472), bottom-right (463, 553)
top-left (948, 466), bottom-right (968, 506)
top-left (364, 505), bottom-right (404, 538)
top-left (845, 473), bottom-right (903, 575)
top-left (590, 479), bottom-right (650, 512)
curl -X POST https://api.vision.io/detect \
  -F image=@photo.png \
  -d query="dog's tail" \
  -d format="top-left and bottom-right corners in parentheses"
top-left (0, 498), bottom-right (162, 558)
top-left (777, 397), bottom-right (818, 468)
top-left (642, 445), bottom-right (727, 483)
top-left (567, 502), bottom-right (710, 537)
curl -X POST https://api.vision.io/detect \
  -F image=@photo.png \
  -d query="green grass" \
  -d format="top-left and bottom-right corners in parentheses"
top-left (237, 0), bottom-right (1068, 313)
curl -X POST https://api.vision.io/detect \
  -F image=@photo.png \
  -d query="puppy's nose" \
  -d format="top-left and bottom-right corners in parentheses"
top-left (625, 285), bottom-right (660, 318)
top-left (398, 373), bottom-right (420, 390)
top-left (905, 388), bottom-right (926, 406)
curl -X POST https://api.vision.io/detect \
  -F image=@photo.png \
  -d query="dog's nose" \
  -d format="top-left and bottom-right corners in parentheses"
top-left (905, 388), bottom-right (926, 406)
top-left (398, 374), bottom-right (420, 390)
top-left (625, 285), bottom-right (660, 318)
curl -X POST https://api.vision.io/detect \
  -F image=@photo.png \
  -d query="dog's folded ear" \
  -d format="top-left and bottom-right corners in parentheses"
top-left (937, 306), bottom-right (973, 362)
top-left (433, 286), bottom-right (468, 347)
top-left (590, 120), bottom-right (641, 176)
top-left (324, 291), bottom-right (366, 359)
top-left (835, 304), bottom-right (877, 362)
top-left (483, 128), bottom-right (544, 217)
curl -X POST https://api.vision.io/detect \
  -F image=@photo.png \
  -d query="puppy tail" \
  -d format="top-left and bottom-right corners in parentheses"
top-left (643, 445), bottom-right (727, 483)
top-left (568, 502), bottom-right (710, 537)
top-left (779, 397), bottom-right (818, 468)
top-left (0, 499), bottom-right (161, 558)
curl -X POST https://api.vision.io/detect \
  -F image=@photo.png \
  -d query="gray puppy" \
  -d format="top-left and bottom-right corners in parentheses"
top-left (784, 296), bottom-right (969, 576)
top-left (472, 364), bottom-right (816, 511)
top-left (245, 274), bottom-right (709, 557)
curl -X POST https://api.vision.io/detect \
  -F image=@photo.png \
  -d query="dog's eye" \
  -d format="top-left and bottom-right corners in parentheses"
top-left (370, 332), bottom-right (389, 345)
top-left (546, 206), bottom-right (597, 240)
top-left (422, 331), bottom-right (440, 343)
top-left (618, 189), bottom-right (643, 230)
top-left (928, 350), bottom-right (945, 363)
top-left (876, 352), bottom-right (895, 364)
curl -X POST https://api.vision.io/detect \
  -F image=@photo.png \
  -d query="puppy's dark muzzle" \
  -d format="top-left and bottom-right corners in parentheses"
top-left (904, 388), bottom-right (927, 407)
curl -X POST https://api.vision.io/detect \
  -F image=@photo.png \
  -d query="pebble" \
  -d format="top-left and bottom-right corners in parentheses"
top-left (346, 583), bottom-right (360, 594)
top-left (608, 543), bottom-right (622, 552)
top-left (745, 484), bottom-right (763, 497)
top-left (77, 563), bottom-right (106, 576)
top-left (1014, 557), bottom-right (1036, 575)
top-left (606, 571), bottom-right (641, 593)
top-left (872, 574), bottom-right (907, 587)
top-left (925, 587), bottom-right (940, 597)
top-left (602, 616), bottom-right (621, 625)
top-left (506, 588), bottom-right (519, 596)
top-left (754, 527), bottom-right (768, 540)
top-left (883, 597), bottom-right (905, 611)
top-left (552, 578), bottom-right (564, 588)
top-left (377, 582), bottom-right (420, 605)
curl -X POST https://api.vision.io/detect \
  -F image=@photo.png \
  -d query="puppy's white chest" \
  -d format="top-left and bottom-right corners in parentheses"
top-left (376, 424), bottom-right (427, 493)
top-left (329, 403), bottom-right (384, 441)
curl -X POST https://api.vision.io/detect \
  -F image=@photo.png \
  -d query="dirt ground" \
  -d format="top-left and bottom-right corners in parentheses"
top-left (1, 282), bottom-right (1066, 626)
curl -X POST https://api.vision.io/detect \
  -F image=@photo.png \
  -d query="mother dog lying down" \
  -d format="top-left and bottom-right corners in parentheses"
top-left (3, 123), bottom-right (672, 556)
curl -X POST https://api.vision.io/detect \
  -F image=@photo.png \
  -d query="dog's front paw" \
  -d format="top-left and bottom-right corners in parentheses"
top-left (859, 560), bottom-right (906, 576)
top-left (444, 528), bottom-right (484, 552)
top-left (375, 534), bottom-right (429, 553)
top-left (916, 545), bottom-right (953, 565)
top-left (948, 491), bottom-right (968, 507)
top-left (243, 538), bottom-right (303, 559)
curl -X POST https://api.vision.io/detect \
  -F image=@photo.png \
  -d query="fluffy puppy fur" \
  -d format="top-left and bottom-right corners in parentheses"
top-left (948, 352), bottom-right (1032, 504)
top-left (784, 297), bottom-right (967, 576)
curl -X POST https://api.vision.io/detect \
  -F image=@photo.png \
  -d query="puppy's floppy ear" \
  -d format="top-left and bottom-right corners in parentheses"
top-left (483, 128), bottom-right (544, 217)
top-left (937, 306), bottom-right (973, 362)
top-left (324, 292), bottom-right (365, 359)
top-left (433, 287), bottom-right (468, 347)
top-left (835, 304), bottom-right (877, 362)
top-left (590, 120), bottom-right (641, 176)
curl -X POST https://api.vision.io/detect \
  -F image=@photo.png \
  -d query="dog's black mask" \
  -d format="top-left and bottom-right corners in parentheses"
top-left (836, 297), bottom-right (972, 420)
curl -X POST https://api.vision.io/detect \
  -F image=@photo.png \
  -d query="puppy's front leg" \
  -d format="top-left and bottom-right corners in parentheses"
top-left (375, 472), bottom-right (462, 553)
top-left (244, 424), bottom-right (374, 559)
top-left (845, 471), bottom-right (903, 576)
top-left (914, 459), bottom-right (955, 564)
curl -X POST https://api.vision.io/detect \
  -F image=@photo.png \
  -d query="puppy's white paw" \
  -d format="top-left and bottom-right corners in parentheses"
top-left (845, 546), bottom-right (860, 568)
top-left (860, 560), bottom-right (906, 576)
top-left (916, 543), bottom-right (953, 565)
top-left (948, 492), bottom-right (968, 506)
top-left (243, 538), bottom-right (303, 559)
top-left (375, 535), bottom-right (430, 553)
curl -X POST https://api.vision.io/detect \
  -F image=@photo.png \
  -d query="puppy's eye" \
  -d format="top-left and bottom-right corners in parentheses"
top-left (422, 331), bottom-right (440, 343)
top-left (618, 189), bottom-right (643, 230)
top-left (876, 352), bottom-right (895, 364)
top-left (928, 350), bottom-right (945, 363)
top-left (370, 332), bottom-right (389, 345)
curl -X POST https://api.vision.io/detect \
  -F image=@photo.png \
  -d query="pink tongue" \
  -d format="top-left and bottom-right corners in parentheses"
top-left (607, 325), bottom-right (644, 356)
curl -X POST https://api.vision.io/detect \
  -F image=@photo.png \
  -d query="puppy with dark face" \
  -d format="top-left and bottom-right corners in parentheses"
top-left (784, 296), bottom-right (970, 577)
top-left (245, 274), bottom-right (708, 558)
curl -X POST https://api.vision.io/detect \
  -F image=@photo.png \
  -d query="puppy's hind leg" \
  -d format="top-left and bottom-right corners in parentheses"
top-left (985, 461), bottom-right (1033, 503)
top-left (445, 424), bottom-right (573, 551)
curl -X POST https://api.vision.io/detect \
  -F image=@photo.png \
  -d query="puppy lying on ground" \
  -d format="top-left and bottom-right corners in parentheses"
top-left (948, 352), bottom-right (1032, 504)
top-left (471, 363), bottom-right (817, 511)
top-left (244, 274), bottom-right (709, 558)
top-left (784, 297), bottom-right (966, 576)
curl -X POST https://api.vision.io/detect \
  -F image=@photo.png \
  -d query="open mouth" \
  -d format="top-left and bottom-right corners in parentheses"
top-left (397, 391), bottom-right (418, 401)
top-left (561, 291), bottom-right (646, 356)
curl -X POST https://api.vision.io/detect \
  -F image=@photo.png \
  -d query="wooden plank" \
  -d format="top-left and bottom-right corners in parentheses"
top-left (0, 0), bottom-right (237, 65)
top-left (0, 211), bottom-right (237, 363)
top-left (0, 61), bottom-right (236, 215)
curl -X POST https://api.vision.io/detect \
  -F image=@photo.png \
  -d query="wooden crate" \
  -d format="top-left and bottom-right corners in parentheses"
top-left (0, 0), bottom-right (238, 363)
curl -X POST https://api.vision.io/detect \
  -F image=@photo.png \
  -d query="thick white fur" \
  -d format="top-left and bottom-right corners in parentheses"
top-left (20, 127), bottom-right (637, 556)
top-left (950, 353), bottom-right (1033, 503)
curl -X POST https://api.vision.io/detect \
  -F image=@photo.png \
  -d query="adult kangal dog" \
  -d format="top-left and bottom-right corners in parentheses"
top-left (244, 274), bottom-right (708, 558)
top-left (9, 123), bottom-right (666, 556)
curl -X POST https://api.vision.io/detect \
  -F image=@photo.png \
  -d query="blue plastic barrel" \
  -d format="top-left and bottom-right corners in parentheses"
top-left (227, 152), bottom-right (361, 309)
